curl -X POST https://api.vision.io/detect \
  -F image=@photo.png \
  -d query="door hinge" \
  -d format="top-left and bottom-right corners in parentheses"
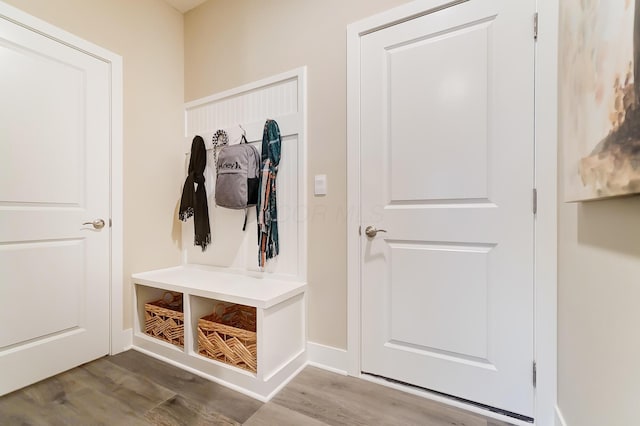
top-left (533, 12), bottom-right (539, 40)
top-left (533, 361), bottom-right (537, 388)
top-left (532, 188), bottom-right (538, 215)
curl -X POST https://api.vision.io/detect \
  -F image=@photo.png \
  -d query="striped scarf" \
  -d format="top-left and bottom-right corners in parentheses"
top-left (257, 119), bottom-right (281, 267)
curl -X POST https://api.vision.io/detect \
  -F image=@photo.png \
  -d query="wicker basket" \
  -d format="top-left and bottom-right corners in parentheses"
top-left (198, 303), bottom-right (257, 373)
top-left (144, 292), bottom-right (184, 348)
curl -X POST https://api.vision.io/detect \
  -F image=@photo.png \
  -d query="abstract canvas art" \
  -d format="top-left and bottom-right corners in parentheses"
top-left (560, 0), bottom-right (640, 201)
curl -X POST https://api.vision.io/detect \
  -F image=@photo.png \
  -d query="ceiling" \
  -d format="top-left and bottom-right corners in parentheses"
top-left (163, 0), bottom-right (207, 13)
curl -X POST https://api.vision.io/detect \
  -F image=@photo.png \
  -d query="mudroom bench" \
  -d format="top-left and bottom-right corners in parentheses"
top-left (131, 264), bottom-right (307, 401)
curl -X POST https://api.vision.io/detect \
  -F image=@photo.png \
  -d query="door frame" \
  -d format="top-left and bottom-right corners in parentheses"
top-left (346, 1), bottom-right (558, 424)
top-left (0, 2), bottom-right (125, 355)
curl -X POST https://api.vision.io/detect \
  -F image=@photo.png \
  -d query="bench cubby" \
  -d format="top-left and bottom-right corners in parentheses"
top-left (132, 264), bottom-right (306, 401)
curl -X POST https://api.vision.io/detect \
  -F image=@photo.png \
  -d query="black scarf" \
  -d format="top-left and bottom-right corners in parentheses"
top-left (179, 136), bottom-right (210, 251)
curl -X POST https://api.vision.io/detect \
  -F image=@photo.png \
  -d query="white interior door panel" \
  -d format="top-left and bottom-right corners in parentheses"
top-left (360, 0), bottom-right (535, 417)
top-left (0, 11), bottom-right (111, 395)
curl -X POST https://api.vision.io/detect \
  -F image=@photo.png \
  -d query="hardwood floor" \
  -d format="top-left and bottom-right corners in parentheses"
top-left (0, 350), bottom-right (513, 426)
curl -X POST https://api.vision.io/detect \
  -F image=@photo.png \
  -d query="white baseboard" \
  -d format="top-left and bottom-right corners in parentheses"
top-left (111, 328), bottom-right (132, 354)
top-left (122, 328), bottom-right (133, 350)
top-left (306, 342), bottom-right (348, 375)
top-left (555, 405), bottom-right (567, 426)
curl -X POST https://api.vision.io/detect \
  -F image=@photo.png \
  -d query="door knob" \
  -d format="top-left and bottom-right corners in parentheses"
top-left (82, 219), bottom-right (106, 230)
top-left (365, 225), bottom-right (387, 238)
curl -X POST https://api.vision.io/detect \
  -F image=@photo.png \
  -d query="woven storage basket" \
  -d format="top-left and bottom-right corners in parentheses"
top-left (144, 292), bottom-right (184, 348)
top-left (198, 303), bottom-right (257, 373)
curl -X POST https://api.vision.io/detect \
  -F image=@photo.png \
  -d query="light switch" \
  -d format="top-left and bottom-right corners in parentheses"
top-left (314, 174), bottom-right (327, 196)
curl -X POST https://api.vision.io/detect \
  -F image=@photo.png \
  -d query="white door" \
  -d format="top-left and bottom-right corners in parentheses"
top-left (360, 0), bottom-right (535, 418)
top-left (0, 11), bottom-right (111, 395)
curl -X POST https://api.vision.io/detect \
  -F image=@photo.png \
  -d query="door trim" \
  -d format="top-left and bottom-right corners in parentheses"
top-left (0, 2), bottom-right (125, 355)
top-left (346, 1), bottom-right (558, 424)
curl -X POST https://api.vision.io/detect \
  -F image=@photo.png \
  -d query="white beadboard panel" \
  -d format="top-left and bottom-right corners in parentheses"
top-left (183, 68), bottom-right (306, 282)
top-left (185, 78), bottom-right (298, 140)
top-left (184, 135), bottom-right (299, 276)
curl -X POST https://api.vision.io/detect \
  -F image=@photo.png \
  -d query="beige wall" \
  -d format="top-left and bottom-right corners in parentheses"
top-left (5, 0), bottom-right (186, 329)
top-left (557, 197), bottom-right (640, 425)
top-left (184, 0), bottom-right (409, 349)
top-left (558, 1), bottom-right (640, 424)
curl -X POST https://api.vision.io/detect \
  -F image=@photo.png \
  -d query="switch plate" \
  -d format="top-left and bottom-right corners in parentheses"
top-left (314, 174), bottom-right (327, 196)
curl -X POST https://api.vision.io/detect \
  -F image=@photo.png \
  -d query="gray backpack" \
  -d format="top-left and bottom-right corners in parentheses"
top-left (215, 135), bottom-right (260, 230)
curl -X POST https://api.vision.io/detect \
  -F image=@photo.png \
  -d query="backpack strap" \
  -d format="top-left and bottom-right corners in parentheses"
top-left (242, 208), bottom-right (248, 231)
top-left (253, 143), bottom-right (260, 176)
top-left (242, 134), bottom-right (254, 232)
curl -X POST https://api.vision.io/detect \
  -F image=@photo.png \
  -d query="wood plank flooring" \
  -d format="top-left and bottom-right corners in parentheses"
top-left (0, 350), bottom-right (514, 426)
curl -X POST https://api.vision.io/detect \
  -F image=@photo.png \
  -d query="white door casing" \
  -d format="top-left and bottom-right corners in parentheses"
top-left (0, 3), bottom-right (122, 395)
top-left (356, 0), bottom-right (535, 418)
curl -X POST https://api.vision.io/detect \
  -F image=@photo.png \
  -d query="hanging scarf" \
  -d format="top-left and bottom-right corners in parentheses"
top-left (179, 135), bottom-right (211, 251)
top-left (211, 129), bottom-right (229, 174)
top-left (257, 119), bottom-right (281, 267)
